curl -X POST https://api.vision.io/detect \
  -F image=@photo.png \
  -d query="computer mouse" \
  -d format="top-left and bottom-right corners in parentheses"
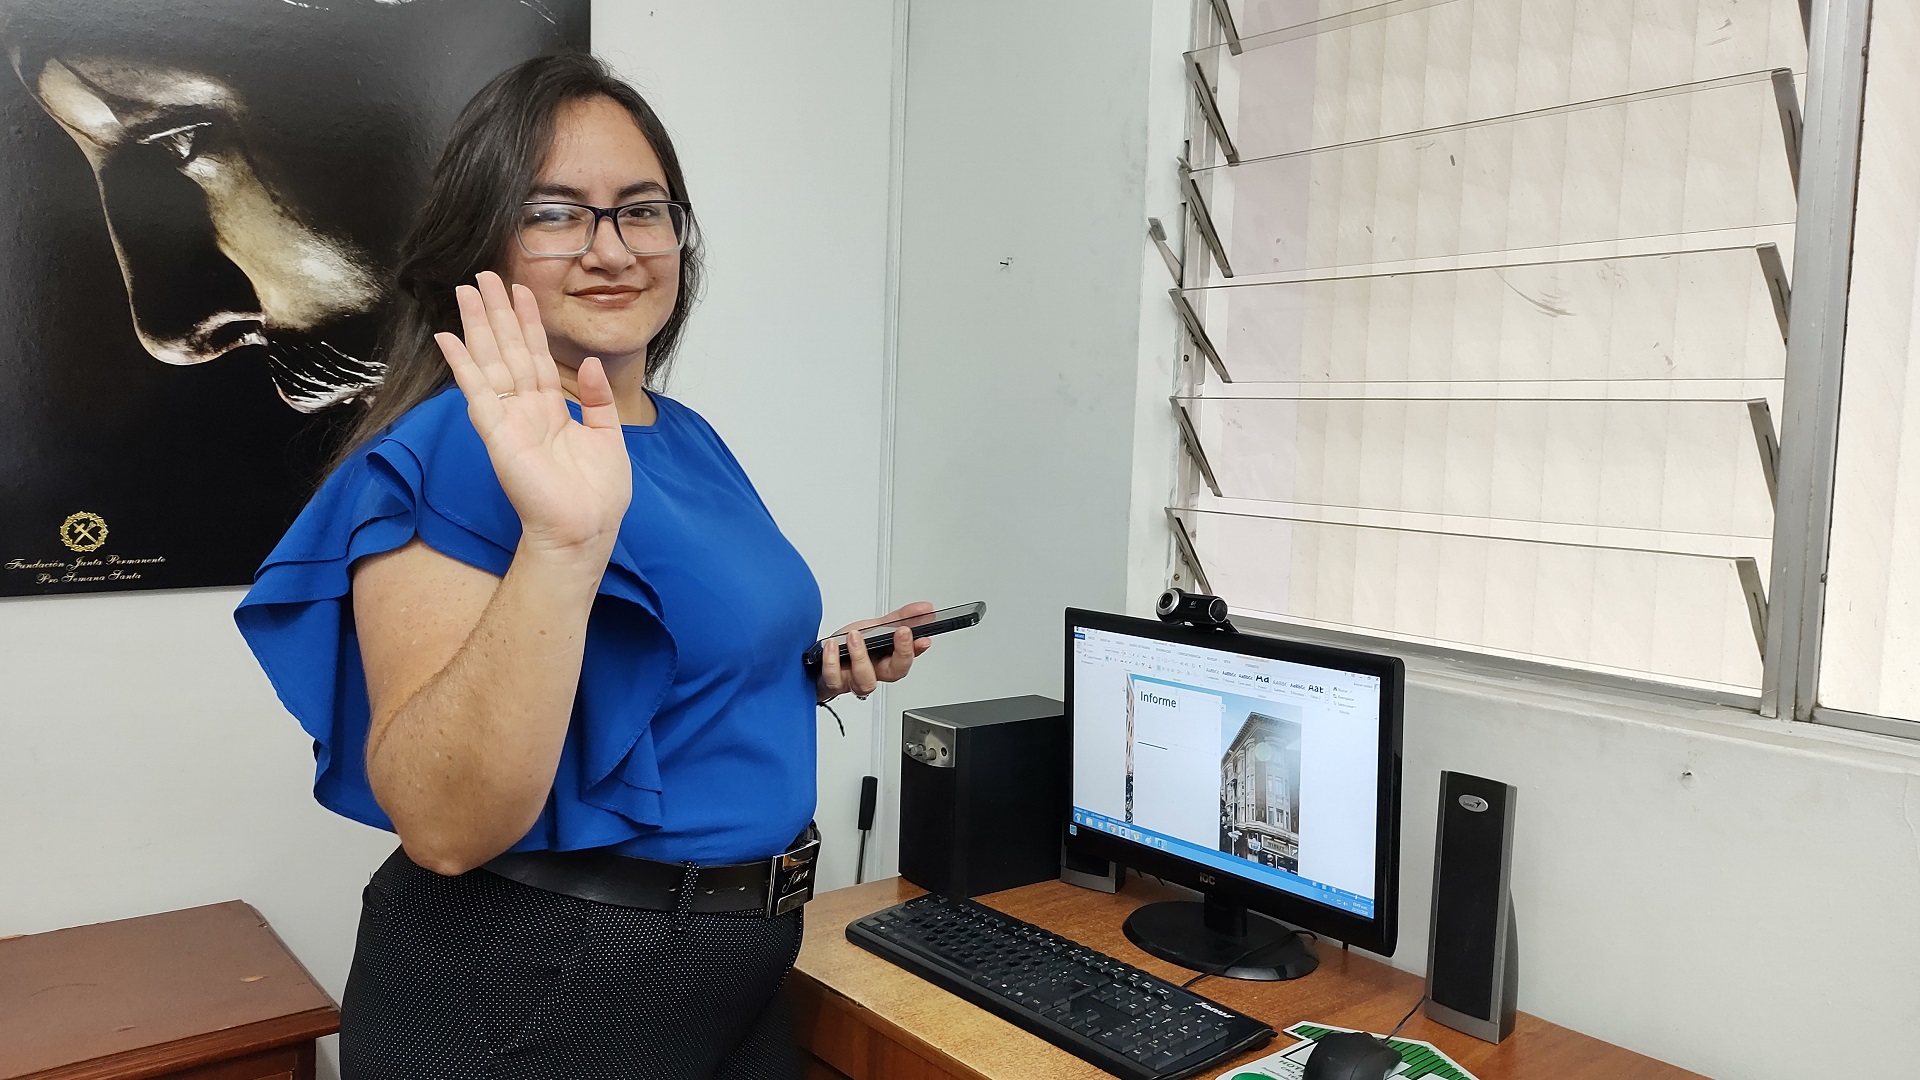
top-left (1301, 1030), bottom-right (1403, 1080)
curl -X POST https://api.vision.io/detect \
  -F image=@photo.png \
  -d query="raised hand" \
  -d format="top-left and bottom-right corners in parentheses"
top-left (434, 271), bottom-right (633, 559)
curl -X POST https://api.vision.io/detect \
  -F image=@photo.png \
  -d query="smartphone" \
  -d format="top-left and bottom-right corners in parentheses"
top-left (803, 601), bottom-right (986, 677)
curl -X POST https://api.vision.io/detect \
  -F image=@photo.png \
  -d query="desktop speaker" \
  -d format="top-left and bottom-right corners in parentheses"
top-left (1059, 832), bottom-right (1121, 894)
top-left (898, 695), bottom-right (1067, 898)
top-left (1423, 771), bottom-right (1519, 1043)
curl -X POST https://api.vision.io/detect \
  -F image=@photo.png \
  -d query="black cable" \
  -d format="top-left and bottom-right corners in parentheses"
top-left (1179, 928), bottom-right (1318, 990)
top-left (1385, 994), bottom-right (1425, 1040)
top-left (819, 700), bottom-right (845, 736)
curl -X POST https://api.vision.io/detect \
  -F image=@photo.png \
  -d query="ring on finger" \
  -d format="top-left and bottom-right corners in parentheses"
top-left (497, 390), bottom-right (518, 399)
top-left (856, 691), bottom-right (871, 701)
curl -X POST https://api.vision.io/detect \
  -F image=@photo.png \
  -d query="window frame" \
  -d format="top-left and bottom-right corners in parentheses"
top-left (1762, 0), bottom-right (1878, 728)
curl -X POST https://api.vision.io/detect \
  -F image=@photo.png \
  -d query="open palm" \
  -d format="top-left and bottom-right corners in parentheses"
top-left (434, 271), bottom-right (632, 557)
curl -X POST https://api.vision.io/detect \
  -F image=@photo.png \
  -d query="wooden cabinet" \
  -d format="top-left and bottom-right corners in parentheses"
top-left (0, 902), bottom-right (339, 1080)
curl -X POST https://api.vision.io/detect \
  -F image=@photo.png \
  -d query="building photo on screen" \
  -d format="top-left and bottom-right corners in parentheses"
top-left (1124, 675), bottom-right (1305, 873)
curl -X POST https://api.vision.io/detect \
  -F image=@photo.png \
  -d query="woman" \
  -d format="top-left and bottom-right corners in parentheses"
top-left (235, 53), bottom-right (926, 1078)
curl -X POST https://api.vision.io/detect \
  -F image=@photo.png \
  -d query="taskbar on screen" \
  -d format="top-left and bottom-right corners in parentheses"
top-left (1070, 808), bottom-right (1374, 919)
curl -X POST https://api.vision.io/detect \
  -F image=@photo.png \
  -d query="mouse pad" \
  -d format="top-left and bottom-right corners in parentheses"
top-left (1215, 1022), bottom-right (1483, 1080)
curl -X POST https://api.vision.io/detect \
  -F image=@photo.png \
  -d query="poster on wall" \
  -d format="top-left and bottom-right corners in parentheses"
top-left (0, 0), bottom-right (589, 597)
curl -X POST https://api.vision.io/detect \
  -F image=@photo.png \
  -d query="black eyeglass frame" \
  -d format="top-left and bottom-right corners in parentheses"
top-left (516, 199), bottom-right (695, 258)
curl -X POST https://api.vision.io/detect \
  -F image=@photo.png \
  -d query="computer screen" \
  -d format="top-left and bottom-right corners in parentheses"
top-left (1065, 609), bottom-right (1402, 958)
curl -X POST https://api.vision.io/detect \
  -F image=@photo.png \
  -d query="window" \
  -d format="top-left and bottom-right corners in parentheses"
top-left (1161, 0), bottom-right (1910, 733)
top-left (1807, 0), bottom-right (1917, 726)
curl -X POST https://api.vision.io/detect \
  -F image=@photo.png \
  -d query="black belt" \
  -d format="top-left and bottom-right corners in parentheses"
top-left (482, 825), bottom-right (821, 917)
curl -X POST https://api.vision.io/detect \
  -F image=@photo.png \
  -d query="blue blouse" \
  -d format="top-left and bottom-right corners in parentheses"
top-left (234, 386), bottom-right (824, 865)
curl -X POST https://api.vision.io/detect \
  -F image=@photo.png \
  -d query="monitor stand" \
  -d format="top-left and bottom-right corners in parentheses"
top-left (1122, 892), bottom-right (1319, 981)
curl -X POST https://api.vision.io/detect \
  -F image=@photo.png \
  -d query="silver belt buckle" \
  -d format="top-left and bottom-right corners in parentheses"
top-left (765, 835), bottom-right (821, 917)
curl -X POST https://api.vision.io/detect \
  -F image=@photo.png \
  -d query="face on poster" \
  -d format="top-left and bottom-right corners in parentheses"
top-left (0, 0), bottom-right (589, 596)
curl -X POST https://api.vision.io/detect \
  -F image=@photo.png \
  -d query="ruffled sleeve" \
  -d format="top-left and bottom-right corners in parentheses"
top-left (233, 388), bottom-right (676, 851)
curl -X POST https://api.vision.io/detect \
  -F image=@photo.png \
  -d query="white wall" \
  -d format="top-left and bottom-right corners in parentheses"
top-left (874, 0), bottom-right (1160, 870)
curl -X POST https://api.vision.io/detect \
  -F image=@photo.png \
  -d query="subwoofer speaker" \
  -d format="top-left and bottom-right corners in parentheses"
top-left (1059, 832), bottom-right (1120, 893)
top-left (898, 696), bottom-right (1067, 898)
top-left (1423, 771), bottom-right (1518, 1043)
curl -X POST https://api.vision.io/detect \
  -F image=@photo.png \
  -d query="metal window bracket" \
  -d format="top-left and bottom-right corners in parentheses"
top-left (1208, 0), bottom-right (1243, 55)
top-left (1736, 557), bottom-right (1769, 659)
top-left (1748, 398), bottom-right (1781, 506)
top-left (1187, 57), bottom-right (1241, 165)
top-left (1170, 289), bottom-right (1233, 383)
top-left (1172, 399), bottom-right (1224, 497)
top-left (1180, 159), bottom-right (1235, 279)
top-left (1772, 68), bottom-right (1804, 193)
top-left (1165, 509), bottom-right (1214, 595)
top-left (1757, 243), bottom-right (1792, 343)
top-left (1147, 218), bottom-right (1183, 284)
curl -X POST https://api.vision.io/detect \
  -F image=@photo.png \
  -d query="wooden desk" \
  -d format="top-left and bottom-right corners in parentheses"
top-left (0, 902), bottom-right (340, 1080)
top-left (789, 878), bottom-right (1700, 1080)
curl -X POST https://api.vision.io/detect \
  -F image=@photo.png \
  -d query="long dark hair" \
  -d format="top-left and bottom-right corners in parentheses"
top-left (327, 52), bottom-right (702, 473)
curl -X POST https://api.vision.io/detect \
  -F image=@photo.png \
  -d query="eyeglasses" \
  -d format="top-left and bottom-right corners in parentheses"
top-left (517, 199), bottom-right (693, 258)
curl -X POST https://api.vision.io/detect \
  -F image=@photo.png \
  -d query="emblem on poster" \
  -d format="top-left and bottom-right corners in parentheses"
top-left (59, 512), bottom-right (109, 554)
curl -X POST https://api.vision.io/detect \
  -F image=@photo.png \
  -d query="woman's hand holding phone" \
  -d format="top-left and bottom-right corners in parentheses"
top-left (817, 601), bottom-right (935, 704)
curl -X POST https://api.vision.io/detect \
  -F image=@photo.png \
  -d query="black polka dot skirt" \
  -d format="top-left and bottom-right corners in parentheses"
top-left (339, 847), bottom-right (803, 1079)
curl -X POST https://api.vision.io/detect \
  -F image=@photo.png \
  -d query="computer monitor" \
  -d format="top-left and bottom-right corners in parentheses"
top-left (1064, 608), bottom-right (1403, 980)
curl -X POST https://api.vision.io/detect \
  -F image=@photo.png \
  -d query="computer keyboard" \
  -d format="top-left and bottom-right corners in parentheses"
top-left (846, 893), bottom-right (1275, 1080)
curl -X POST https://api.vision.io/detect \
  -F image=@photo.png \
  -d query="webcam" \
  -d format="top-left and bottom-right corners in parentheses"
top-left (1156, 588), bottom-right (1235, 633)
